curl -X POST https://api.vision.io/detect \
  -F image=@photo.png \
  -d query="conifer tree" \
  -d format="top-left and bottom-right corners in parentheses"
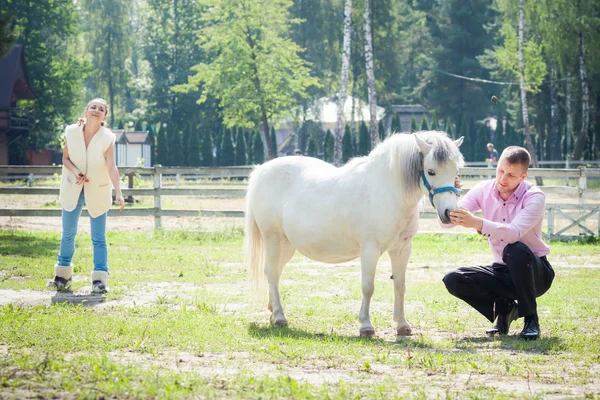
top-left (201, 128), bottom-right (213, 167)
top-left (342, 125), bottom-right (353, 163)
top-left (323, 129), bottom-right (334, 163)
top-left (391, 113), bottom-right (401, 133)
top-left (168, 123), bottom-right (183, 166)
top-left (378, 120), bottom-right (385, 142)
top-left (156, 124), bottom-right (168, 166)
top-left (252, 131), bottom-right (265, 164)
top-left (188, 127), bottom-right (201, 166)
top-left (410, 115), bottom-right (418, 132)
top-left (420, 116), bottom-right (430, 131)
top-left (444, 116), bottom-right (453, 138)
top-left (270, 126), bottom-right (278, 158)
top-left (182, 123), bottom-right (192, 165)
top-left (358, 121), bottom-right (371, 156)
top-left (235, 130), bottom-right (247, 166)
top-left (430, 110), bottom-right (440, 130)
top-left (134, 120), bottom-right (143, 131)
top-left (147, 125), bottom-right (156, 166)
top-left (220, 128), bottom-right (235, 166)
top-left (306, 135), bottom-right (318, 157)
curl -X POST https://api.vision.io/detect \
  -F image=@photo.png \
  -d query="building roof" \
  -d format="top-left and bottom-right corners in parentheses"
top-left (389, 105), bottom-right (428, 115)
top-left (0, 45), bottom-right (36, 108)
top-left (112, 130), bottom-right (150, 144)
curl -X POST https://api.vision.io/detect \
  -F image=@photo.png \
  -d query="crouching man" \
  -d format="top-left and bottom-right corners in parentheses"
top-left (442, 146), bottom-right (554, 340)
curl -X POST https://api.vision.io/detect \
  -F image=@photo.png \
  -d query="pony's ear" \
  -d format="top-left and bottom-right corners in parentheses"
top-left (414, 133), bottom-right (432, 155)
top-left (454, 136), bottom-right (464, 148)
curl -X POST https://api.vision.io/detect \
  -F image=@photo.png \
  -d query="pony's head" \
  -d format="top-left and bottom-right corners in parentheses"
top-left (414, 131), bottom-right (465, 224)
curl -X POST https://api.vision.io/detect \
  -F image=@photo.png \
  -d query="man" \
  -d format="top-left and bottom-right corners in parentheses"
top-left (294, 149), bottom-right (303, 156)
top-left (486, 143), bottom-right (499, 163)
top-left (443, 146), bottom-right (554, 340)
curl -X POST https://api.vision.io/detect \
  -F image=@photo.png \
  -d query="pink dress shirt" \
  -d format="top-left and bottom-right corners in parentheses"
top-left (450, 179), bottom-right (550, 265)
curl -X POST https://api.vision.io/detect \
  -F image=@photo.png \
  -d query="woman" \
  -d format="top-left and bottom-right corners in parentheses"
top-left (48, 98), bottom-right (125, 294)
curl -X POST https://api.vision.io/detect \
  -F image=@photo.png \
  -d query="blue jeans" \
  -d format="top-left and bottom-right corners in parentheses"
top-left (57, 191), bottom-right (109, 273)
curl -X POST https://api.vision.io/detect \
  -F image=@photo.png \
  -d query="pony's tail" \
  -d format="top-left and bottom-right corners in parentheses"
top-left (244, 172), bottom-right (267, 304)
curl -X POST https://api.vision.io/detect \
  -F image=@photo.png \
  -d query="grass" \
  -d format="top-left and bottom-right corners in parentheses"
top-left (0, 229), bottom-right (599, 398)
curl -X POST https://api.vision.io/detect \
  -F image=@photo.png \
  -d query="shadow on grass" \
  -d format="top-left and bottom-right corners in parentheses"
top-left (248, 323), bottom-right (440, 349)
top-left (0, 231), bottom-right (58, 258)
top-left (51, 290), bottom-right (106, 307)
top-left (456, 334), bottom-right (566, 353)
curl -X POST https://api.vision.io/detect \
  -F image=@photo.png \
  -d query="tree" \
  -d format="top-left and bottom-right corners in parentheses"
top-left (420, 116), bottom-right (430, 131)
top-left (201, 128), bottom-right (213, 167)
top-left (0, 16), bottom-right (14, 57)
top-left (168, 123), bottom-right (183, 166)
top-left (363, 0), bottom-right (378, 149)
top-left (81, 0), bottom-right (132, 127)
top-left (378, 120), bottom-right (385, 142)
top-left (134, 119), bottom-right (143, 131)
top-left (323, 129), bottom-right (334, 163)
top-left (342, 125), bottom-right (354, 163)
top-left (252, 131), bottom-right (265, 164)
top-left (174, 0), bottom-right (319, 161)
top-left (188, 127), bottom-right (201, 167)
top-left (444, 116), bottom-right (453, 137)
top-left (306, 135), bottom-right (318, 157)
top-left (235, 130), bottom-right (247, 166)
top-left (334, 0), bottom-right (353, 166)
top-left (410, 115), bottom-right (418, 132)
top-left (391, 114), bottom-right (401, 133)
top-left (270, 126), bottom-right (278, 159)
top-left (156, 124), bottom-right (168, 165)
top-left (430, 109), bottom-right (440, 130)
top-left (220, 128), bottom-right (235, 167)
top-left (358, 121), bottom-right (371, 156)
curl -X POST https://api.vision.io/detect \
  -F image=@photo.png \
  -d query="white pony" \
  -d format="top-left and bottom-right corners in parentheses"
top-left (245, 131), bottom-right (464, 336)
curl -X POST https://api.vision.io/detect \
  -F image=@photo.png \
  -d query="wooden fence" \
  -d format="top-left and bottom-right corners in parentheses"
top-left (1, 165), bottom-right (599, 240)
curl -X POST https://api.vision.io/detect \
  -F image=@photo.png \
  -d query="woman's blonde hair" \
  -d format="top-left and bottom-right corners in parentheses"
top-left (78, 98), bottom-right (110, 127)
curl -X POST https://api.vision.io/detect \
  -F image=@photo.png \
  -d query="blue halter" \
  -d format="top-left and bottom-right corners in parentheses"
top-left (420, 171), bottom-right (462, 208)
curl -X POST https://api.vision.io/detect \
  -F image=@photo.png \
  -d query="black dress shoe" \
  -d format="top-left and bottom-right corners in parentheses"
top-left (486, 303), bottom-right (519, 335)
top-left (519, 315), bottom-right (540, 340)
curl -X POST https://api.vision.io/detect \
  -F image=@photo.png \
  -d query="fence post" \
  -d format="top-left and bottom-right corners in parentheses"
top-left (578, 167), bottom-right (587, 235)
top-left (27, 173), bottom-right (33, 187)
top-left (154, 164), bottom-right (162, 229)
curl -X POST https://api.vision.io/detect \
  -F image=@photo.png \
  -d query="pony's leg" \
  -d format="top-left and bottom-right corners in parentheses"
top-left (389, 243), bottom-right (413, 336)
top-left (265, 236), bottom-right (295, 327)
top-left (358, 244), bottom-right (381, 337)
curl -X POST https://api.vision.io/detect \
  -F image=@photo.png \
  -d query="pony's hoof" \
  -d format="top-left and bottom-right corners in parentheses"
top-left (359, 328), bottom-right (375, 337)
top-left (396, 326), bottom-right (412, 336)
top-left (270, 315), bottom-right (288, 327)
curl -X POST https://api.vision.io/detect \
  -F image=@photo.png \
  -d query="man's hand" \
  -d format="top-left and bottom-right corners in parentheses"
top-left (449, 208), bottom-right (483, 231)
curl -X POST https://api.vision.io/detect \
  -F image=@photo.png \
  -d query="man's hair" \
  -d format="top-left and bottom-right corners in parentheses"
top-left (500, 146), bottom-right (530, 170)
top-left (487, 143), bottom-right (494, 148)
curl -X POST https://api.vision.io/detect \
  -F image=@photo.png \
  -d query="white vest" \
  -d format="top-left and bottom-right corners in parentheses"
top-left (59, 124), bottom-right (115, 218)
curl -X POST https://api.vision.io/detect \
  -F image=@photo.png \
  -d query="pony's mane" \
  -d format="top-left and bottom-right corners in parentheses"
top-left (367, 130), bottom-right (465, 193)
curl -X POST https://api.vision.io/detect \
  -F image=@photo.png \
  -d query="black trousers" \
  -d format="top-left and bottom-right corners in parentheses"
top-left (442, 242), bottom-right (555, 322)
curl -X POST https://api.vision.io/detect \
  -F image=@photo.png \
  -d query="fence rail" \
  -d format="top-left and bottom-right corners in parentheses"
top-left (1, 165), bottom-right (598, 239)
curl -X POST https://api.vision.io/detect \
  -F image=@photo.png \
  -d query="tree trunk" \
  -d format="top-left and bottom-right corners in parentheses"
top-left (518, 0), bottom-right (542, 185)
top-left (566, 71), bottom-right (573, 166)
top-left (363, 0), bottom-right (378, 149)
top-left (573, 27), bottom-right (589, 160)
top-left (334, 0), bottom-right (352, 166)
top-left (549, 65), bottom-right (560, 160)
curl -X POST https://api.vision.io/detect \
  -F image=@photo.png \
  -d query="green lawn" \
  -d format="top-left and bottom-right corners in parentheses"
top-left (1, 230), bottom-right (599, 399)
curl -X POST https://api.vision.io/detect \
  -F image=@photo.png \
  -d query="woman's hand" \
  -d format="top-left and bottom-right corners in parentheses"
top-left (76, 173), bottom-right (88, 185)
top-left (115, 194), bottom-right (125, 211)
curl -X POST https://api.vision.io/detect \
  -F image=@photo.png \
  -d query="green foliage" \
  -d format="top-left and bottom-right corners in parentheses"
top-left (134, 120), bottom-right (143, 131)
top-left (306, 135), bottom-right (318, 158)
top-left (252, 132), bottom-right (265, 165)
top-left (378, 120), bottom-right (385, 141)
top-left (444, 116), bottom-right (454, 138)
top-left (430, 110), bottom-right (440, 130)
top-left (187, 127), bottom-right (201, 167)
top-left (201, 128), bottom-right (213, 167)
top-left (156, 125), bottom-right (168, 166)
top-left (323, 129), bottom-right (334, 163)
top-left (167, 124), bottom-right (183, 166)
top-left (270, 126), bottom-right (278, 159)
top-left (358, 121), bottom-right (371, 156)
top-left (173, 0), bottom-right (319, 158)
top-left (0, 16), bottom-right (13, 57)
top-left (420, 116), bottom-right (430, 131)
top-left (410, 115), bottom-right (418, 132)
top-left (220, 128), bottom-right (235, 167)
top-left (391, 113), bottom-right (401, 133)
top-left (342, 125), bottom-right (353, 163)
top-left (235, 130), bottom-right (247, 166)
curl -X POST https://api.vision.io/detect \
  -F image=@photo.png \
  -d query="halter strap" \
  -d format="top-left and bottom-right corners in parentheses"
top-left (420, 171), bottom-right (462, 208)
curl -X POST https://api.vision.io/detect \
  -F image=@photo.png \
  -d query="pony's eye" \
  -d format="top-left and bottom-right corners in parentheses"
top-left (428, 169), bottom-right (436, 176)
